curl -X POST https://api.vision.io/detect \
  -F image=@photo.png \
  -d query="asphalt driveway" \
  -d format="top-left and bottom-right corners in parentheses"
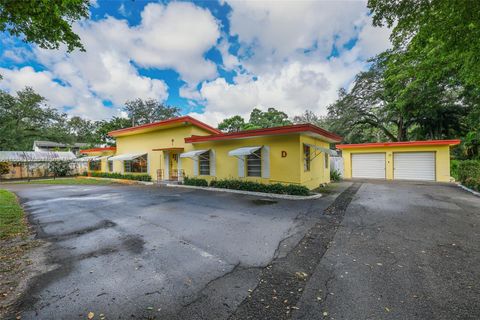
top-left (294, 181), bottom-right (480, 320)
top-left (3, 181), bottom-right (480, 319)
top-left (4, 183), bottom-right (339, 319)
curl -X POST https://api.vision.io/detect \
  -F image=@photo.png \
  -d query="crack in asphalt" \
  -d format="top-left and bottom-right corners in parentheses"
top-left (227, 183), bottom-right (362, 320)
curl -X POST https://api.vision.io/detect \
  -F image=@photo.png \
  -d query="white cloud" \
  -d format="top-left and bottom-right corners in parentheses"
top-left (118, 3), bottom-right (128, 17)
top-left (1, 0), bottom-right (391, 125)
top-left (193, 57), bottom-right (365, 126)
top-left (0, 1), bottom-right (221, 120)
top-left (191, 0), bottom-right (392, 125)
top-left (131, 2), bottom-right (220, 84)
top-left (225, 0), bottom-right (367, 70)
top-left (0, 66), bottom-right (112, 119)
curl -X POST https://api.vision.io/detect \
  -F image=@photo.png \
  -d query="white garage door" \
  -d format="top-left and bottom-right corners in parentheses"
top-left (394, 152), bottom-right (435, 181)
top-left (352, 153), bottom-right (386, 179)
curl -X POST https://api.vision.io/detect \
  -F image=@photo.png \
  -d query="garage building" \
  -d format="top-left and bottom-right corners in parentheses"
top-left (336, 140), bottom-right (461, 182)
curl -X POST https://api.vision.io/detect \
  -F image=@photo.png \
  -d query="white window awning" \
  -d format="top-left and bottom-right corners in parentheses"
top-left (75, 156), bottom-right (100, 162)
top-left (305, 143), bottom-right (338, 156)
top-left (108, 153), bottom-right (146, 161)
top-left (228, 146), bottom-right (262, 157)
top-left (180, 150), bottom-right (208, 158)
top-left (98, 156), bottom-right (111, 160)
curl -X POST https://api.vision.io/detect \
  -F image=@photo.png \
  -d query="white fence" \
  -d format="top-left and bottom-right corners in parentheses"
top-left (330, 156), bottom-right (344, 177)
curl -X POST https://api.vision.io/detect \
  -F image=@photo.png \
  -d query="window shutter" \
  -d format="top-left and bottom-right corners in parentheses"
top-left (238, 157), bottom-right (245, 177)
top-left (210, 149), bottom-right (216, 176)
top-left (262, 146), bottom-right (270, 178)
top-left (164, 151), bottom-right (169, 179)
top-left (193, 157), bottom-right (198, 176)
top-left (177, 156), bottom-right (182, 178)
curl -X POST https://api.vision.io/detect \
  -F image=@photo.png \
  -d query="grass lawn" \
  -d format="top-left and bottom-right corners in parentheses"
top-left (0, 189), bottom-right (40, 317)
top-left (8, 177), bottom-right (118, 185)
top-left (0, 190), bottom-right (27, 239)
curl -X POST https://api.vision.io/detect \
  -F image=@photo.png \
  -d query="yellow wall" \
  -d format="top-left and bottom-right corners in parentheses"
top-left (113, 124), bottom-right (212, 180)
top-left (99, 125), bottom-right (333, 189)
top-left (86, 151), bottom-right (115, 173)
top-left (341, 145), bottom-right (452, 182)
top-left (184, 134), bottom-right (331, 189)
top-left (299, 135), bottom-right (331, 189)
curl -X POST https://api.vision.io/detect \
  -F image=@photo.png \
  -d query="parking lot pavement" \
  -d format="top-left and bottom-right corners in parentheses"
top-left (293, 181), bottom-right (480, 320)
top-left (4, 181), bottom-right (479, 320)
top-left (3, 183), bottom-right (343, 319)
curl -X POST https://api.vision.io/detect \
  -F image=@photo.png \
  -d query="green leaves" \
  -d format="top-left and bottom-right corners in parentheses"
top-left (0, 0), bottom-right (90, 52)
top-left (123, 98), bottom-right (180, 127)
top-left (217, 107), bottom-right (292, 132)
top-left (368, 0), bottom-right (480, 89)
top-left (217, 115), bottom-right (245, 133)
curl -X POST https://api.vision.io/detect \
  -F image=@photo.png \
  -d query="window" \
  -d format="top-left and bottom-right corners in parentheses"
top-left (124, 154), bottom-right (148, 173)
top-left (303, 145), bottom-right (311, 171)
top-left (247, 149), bottom-right (262, 177)
top-left (89, 160), bottom-right (101, 171)
top-left (108, 160), bottom-right (113, 172)
top-left (199, 151), bottom-right (210, 175)
top-left (324, 153), bottom-right (329, 169)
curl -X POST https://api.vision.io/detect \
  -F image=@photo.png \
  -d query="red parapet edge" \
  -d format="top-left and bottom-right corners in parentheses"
top-left (80, 147), bottom-right (117, 154)
top-left (185, 123), bottom-right (342, 143)
top-left (108, 116), bottom-right (221, 137)
top-left (336, 139), bottom-right (461, 149)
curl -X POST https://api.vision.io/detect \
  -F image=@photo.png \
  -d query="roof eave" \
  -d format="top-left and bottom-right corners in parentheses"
top-left (336, 139), bottom-right (461, 149)
top-left (108, 116), bottom-right (221, 137)
top-left (185, 124), bottom-right (342, 144)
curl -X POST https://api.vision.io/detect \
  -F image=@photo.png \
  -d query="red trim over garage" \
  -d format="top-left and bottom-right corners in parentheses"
top-left (185, 124), bottom-right (342, 143)
top-left (336, 139), bottom-right (461, 149)
top-left (80, 147), bottom-right (116, 154)
top-left (108, 116), bottom-right (221, 137)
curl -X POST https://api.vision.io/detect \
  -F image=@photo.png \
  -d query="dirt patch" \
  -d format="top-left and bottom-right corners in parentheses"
top-left (0, 235), bottom-right (48, 319)
top-left (229, 182), bottom-right (362, 320)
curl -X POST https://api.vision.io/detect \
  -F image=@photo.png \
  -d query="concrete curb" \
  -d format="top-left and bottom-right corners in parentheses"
top-left (165, 184), bottom-right (322, 200)
top-left (78, 176), bottom-right (151, 185)
top-left (457, 182), bottom-right (480, 197)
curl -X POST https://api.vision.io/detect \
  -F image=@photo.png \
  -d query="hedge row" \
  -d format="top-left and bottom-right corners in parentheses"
top-left (183, 177), bottom-right (310, 196)
top-left (183, 177), bottom-right (208, 187)
top-left (88, 171), bottom-right (152, 181)
top-left (456, 160), bottom-right (480, 192)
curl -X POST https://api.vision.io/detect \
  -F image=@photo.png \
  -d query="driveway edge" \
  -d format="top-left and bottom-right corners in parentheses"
top-left (165, 184), bottom-right (322, 200)
top-left (457, 182), bottom-right (480, 197)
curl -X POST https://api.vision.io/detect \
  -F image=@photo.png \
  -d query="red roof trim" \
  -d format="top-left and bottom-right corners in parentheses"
top-left (336, 139), bottom-right (461, 149)
top-left (152, 147), bottom-right (185, 151)
top-left (185, 124), bottom-right (342, 143)
top-left (108, 116), bottom-right (221, 137)
top-left (80, 147), bottom-right (117, 154)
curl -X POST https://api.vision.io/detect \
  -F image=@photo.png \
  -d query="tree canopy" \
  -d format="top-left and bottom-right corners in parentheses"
top-left (123, 98), bottom-right (180, 127)
top-left (0, 0), bottom-right (90, 51)
top-left (217, 107), bottom-right (292, 132)
top-left (0, 85), bottom-right (170, 150)
top-left (368, 0), bottom-right (480, 89)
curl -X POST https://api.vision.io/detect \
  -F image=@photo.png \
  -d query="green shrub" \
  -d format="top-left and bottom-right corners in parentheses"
top-left (330, 169), bottom-right (342, 182)
top-left (0, 161), bottom-right (9, 176)
top-left (450, 159), bottom-right (460, 180)
top-left (457, 160), bottom-right (480, 182)
top-left (463, 177), bottom-right (480, 192)
top-left (49, 160), bottom-right (72, 177)
top-left (183, 177), bottom-right (208, 187)
top-left (209, 179), bottom-right (310, 196)
top-left (456, 160), bottom-right (480, 191)
top-left (89, 171), bottom-right (151, 181)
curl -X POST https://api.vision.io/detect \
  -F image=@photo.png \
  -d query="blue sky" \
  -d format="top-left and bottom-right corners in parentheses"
top-left (0, 0), bottom-right (391, 124)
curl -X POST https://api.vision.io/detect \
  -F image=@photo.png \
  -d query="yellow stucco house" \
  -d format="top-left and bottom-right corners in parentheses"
top-left (82, 116), bottom-right (342, 189)
top-left (336, 140), bottom-right (460, 182)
